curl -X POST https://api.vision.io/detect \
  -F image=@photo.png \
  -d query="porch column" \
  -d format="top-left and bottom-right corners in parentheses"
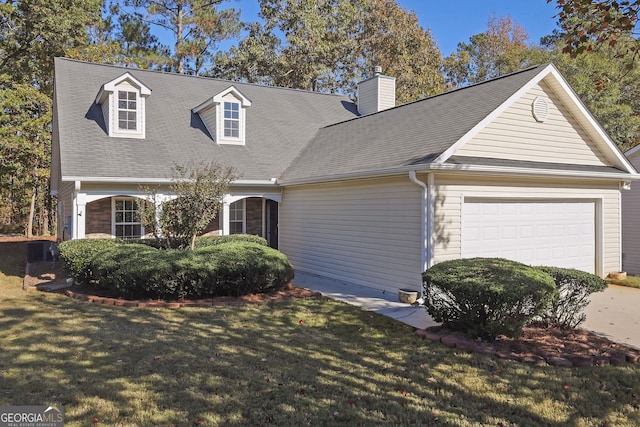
top-left (74, 192), bottom-right (86, 239)
top-left (221, 201), bottom-right (230, 235)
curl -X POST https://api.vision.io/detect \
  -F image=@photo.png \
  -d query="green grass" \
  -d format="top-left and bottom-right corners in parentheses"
top-left (608, 275), bottom-right (640, 289)
top-left (0, 277), bottom-right (639, 425)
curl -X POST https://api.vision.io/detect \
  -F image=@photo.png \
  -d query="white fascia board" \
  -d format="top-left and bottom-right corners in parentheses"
top-left (62, 177), bottom-right (279, 186)
top-left (103, 72), bottom-right (151, 95)
top-left (278, 163), bottom-right (640, 186)
top-left (435, 64), bottom-right (636, 174)
top-left (545, 66), bottom-right (636, 174)
top-left (434, 64), bottom-right (555, 165)
top-left (428, 162), bottom-right (640, 181)
top-left (63, 176), bottom-right (174, 185)
top-left (212, 86), bottom-right (252, 107)
top-left (192, 97), bottom-right (215, 114)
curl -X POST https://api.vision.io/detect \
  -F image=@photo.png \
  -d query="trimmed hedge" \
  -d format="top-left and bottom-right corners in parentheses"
top-left (194, 234), bottom-right (268, 248)
top-left (58, 239), bottom-right (119, 284)
top-left (120, 234), bottom-right (268, 250)
top-left (422, 258), bottom-right (557, 339)
top-left (537, 266), bottom-right (607, 328)
top-left (60, 238), bottom-right (294, 299)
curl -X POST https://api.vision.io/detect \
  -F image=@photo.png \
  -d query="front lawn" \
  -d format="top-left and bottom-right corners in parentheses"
top-left (608, 275), bottom-right (640, 289)
top-left (1, 281), bottom-right (639, 425)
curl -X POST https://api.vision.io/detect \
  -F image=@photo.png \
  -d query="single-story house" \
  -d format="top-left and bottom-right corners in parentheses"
top-left (52, 58), bottom-right (639, 294)
top-left (622, 145), bottom-right (640, 275)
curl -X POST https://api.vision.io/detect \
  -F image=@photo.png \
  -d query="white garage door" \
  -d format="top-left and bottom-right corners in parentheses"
top-left (462, 199), bottom-right (596, 273)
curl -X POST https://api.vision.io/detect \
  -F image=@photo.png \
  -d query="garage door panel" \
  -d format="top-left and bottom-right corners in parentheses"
top-left (462, 200), bottom-right (595, 273)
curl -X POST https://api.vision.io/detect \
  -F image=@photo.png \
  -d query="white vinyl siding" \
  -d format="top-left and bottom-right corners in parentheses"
top-left (57, 181), bottom-right (75, 241)
top-left (622, 152), bottom-right (640, 274)
top-left (279, 177), bottom-right (422, 293)
top-left (427, 173), bottom-right (621, 277)
top-left (456, 80), bottom-right (610, 166)
top-left (357, 75), bottom-right (395, 116)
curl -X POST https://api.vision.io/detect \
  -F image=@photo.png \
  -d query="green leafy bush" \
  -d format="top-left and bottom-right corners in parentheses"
top-left (90, 241), bottom-right (294, 299)
top-left (422, 258), bottom-right (557, 339)
top-left (194, 234), bottom-right (268, 248)
top-left (537, 266), bottom-right (607, 328)
top-left (58, 239), bottom-right (118, 284)
top-left (120, 234), bottom-right (268, 250)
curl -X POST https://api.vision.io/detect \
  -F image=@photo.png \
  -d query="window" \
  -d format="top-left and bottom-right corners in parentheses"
top-left (229, 200), bottom-right (245, 234)
top-left (118, 91), bottom-right (137, 130)
top-left (223, 101), bottom-right (239, 138)
top-left (114, 198), bottom-right (142, 238)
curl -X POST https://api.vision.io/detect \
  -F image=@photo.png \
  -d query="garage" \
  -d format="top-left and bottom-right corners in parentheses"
top-left (462, 199), bottom-right (596, 273)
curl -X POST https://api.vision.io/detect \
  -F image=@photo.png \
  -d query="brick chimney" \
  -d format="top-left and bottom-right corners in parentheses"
top-left (357, 66), bottom-right (396, 116)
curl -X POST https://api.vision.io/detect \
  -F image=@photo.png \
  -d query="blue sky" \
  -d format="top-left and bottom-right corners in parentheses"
top-left (229, 0), bottom-right (561, 56)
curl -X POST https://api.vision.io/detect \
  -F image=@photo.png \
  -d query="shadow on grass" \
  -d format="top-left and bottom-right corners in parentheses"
top-left (0, 290), bottom-right (639, 426)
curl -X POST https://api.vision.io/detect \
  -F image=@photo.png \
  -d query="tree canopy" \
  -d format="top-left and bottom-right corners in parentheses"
top-left (549, 0), bottom-right (639, 69)
top-left (212, 0), bottom-right (443, 101)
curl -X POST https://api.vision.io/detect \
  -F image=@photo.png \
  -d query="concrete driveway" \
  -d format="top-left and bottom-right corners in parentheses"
top-left (295, 272), bottom-right (640, 350)
top-left (583, 284), bottom-right (640, 349)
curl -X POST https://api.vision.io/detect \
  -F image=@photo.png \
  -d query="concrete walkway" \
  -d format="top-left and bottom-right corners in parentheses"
top-left (294, 271), bottom-right (640, 349)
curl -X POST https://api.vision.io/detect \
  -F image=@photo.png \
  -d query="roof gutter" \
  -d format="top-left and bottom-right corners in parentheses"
top-left (279, 163), bottom-right (640, 186)
top-left (62, 176), bottom-right (280, 187)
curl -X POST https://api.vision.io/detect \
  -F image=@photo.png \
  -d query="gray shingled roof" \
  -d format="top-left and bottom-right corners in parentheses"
top-left (280, 65), bottom-right (547, 182)
top-left (54, 58), bottom-right (358, 182)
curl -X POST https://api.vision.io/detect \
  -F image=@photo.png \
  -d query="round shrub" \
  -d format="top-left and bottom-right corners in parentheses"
top-left (90, 241), bottom-right (294, 299)
top-left (58, 239), bottom-right (119, 284)
top-left (537, 266), bottom-right (607, 328)
top-left (422, 258), bottom-right (557, 339)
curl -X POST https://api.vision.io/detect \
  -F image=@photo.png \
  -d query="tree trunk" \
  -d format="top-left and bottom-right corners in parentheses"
top-left (177, 3), bottom-right (184, 74)
top-left (27, 185), bottom-right (36, 238)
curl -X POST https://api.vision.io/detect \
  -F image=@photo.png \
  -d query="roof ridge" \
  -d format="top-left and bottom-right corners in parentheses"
top-left (55, 57), bottom-right (352, 99)
top-left (321, 63), bottom-right (548, 129)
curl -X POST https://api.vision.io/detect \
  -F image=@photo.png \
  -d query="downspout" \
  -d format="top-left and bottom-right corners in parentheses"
top-left (409, 171), bottom-right (435, 296)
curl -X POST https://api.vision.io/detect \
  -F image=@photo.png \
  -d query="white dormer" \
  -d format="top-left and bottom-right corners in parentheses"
top-left (193, 86), bottom-right (252, 146)
top-left (95, 73), bottom-right (151, 139)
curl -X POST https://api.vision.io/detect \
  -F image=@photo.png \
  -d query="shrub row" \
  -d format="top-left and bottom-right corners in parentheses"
top-left (422, 258), bottom-right (607, 339)
top-left (58, 236), bottom-right (293, 299)
top-left (120, 234), bottom-right (269, 250)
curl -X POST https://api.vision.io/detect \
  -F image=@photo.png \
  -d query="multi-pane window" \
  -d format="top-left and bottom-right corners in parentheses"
top-left (118, 91), bottom-right (137, 130)
top-left (114, 198), bottom-right (142, 238)
top-left (224, 101), bottom-right (239, 138)
top-left (229, 200), bottom-right (245, 234)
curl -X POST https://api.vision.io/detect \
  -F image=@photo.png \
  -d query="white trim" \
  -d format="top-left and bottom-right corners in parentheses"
top-left (193, 85), bottom-right (252, 114)
top-left (279, 162), bottom-right (640, 186)
top-left (111, 196), bottom-right (145, 239)
top-left (61, 177), bottom-right (279, 187)
top-left (433, 64), bottom-right (637, 174)
top-left (96, 72), bottom-right (151, 104)
top-left (434, 65), bottom-right (556, 165)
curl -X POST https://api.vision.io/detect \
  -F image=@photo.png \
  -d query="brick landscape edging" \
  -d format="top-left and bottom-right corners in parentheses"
top-left (64, 289), bottom-right (320, 308)
top-left (415, 329), bottom-right (640, 367)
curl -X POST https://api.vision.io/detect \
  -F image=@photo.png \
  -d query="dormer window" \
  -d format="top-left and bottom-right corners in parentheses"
top-left (193, 86), bottom-right (252, 146)
top-left (118, 91), bottom-right (138, 130)
top-left (96, 72), bottom-right (151, 139)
